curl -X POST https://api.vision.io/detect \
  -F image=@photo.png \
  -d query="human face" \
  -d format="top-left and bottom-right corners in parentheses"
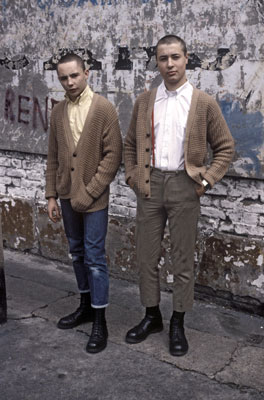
top-left (156, 42), bottom-right (188, 91)
top-left (57, 60), bottom-right (89, 101)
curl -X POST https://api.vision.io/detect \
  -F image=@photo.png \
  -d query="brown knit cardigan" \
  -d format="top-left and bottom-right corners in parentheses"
top-left (124, 87), bottom-right (234, 198)
top-left (45, 93), bottom-right (122, 212)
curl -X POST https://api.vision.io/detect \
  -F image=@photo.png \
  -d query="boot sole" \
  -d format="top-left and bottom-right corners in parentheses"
top-left (169, 345), bottom-right (189, 357)
top-left (86, 341), bottom-right (107, 354)
top-left (125, 326), bottom-right (163, 344)
top-left (169, 349), bottom-right (188, 357)
top-left (57, 318), bottom-right (94, 330)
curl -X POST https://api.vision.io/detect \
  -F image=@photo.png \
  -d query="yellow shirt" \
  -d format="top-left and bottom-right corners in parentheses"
top-left (66, 85), bottom-right (94, 147)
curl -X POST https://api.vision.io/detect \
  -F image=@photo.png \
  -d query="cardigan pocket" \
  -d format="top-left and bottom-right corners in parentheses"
top-left (70, 181), bottom-right (94, 212)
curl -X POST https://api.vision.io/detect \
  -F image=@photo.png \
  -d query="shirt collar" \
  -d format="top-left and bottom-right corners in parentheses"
top-left (156, 80), bottom-right (192, 102)
top-left (65, 85), bottom-right (93, 105)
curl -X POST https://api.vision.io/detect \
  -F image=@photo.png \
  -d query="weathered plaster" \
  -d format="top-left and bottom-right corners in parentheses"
top-left (0, 0), bottom-right (263, 177)
top-left (0, 197), bottom-right (36, 251)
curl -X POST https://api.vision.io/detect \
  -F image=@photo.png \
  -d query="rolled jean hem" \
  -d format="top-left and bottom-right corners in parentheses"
top-left (91, 303), bottom-right (109, 309)
top-left (79, 290), bottom-right (90, 294)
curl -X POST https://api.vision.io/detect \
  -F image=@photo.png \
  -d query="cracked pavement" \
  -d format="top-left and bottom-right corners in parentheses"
top-left (1, 249), bottom-right (264, 400)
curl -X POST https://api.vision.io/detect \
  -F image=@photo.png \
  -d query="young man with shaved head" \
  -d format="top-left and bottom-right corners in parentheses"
top-left (124, 35), bottom-right (234, 356)
top-left (45, 53), bottom-right (122, 354)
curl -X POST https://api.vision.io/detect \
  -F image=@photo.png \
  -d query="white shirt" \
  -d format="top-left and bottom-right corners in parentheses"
top-left (153, 80), bottom-right (193, 170)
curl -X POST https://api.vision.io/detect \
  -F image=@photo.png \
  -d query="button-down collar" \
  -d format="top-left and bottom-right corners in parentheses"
top-left (65, 84), bottom-right (93, 106)
top-left (156, 80), bottom-right (192, 101)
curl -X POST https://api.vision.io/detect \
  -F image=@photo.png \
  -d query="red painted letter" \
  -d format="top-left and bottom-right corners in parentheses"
top-left (5, 88), bottom-right (15, 122)
top-left (18, 95), bottom-right (30, 124)
top-left (33, 96), bottom-right (48, 131)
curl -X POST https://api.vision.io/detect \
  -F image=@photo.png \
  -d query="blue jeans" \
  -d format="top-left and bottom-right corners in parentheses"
top-left (60, 199), bottom-right (109, 308)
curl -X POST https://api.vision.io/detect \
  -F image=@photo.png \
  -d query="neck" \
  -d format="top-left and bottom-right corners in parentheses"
top-left (165, 77), bottom-right (187, 92)
top-left (67, 85), bottom-right (87, 101)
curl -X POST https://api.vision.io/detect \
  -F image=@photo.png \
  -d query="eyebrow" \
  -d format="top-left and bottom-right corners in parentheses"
top-left (158, 53), bottom-right (181, 58)
top-left (58, 72), bottom-right (80, 80)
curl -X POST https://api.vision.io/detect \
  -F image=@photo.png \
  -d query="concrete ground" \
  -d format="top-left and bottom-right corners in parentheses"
top-left (1, 249), bottom-right (264, 400)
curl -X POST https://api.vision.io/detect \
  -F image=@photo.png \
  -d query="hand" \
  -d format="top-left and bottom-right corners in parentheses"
top-left (195, 184), bottom-right (206, 197)
top-left (47, 197), bottom-right (61, 223)
top-left (127, 177), bottom-right (133, 188)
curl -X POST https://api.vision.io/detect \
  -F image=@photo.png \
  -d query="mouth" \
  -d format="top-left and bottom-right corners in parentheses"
top-left (167, 71), bottom-right (177, 76)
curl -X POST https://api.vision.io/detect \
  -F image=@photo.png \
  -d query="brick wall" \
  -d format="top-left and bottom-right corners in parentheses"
top-left (0, 152), bottom-right (46, 201)
top-left (1, 149), bottom-right (263, 314)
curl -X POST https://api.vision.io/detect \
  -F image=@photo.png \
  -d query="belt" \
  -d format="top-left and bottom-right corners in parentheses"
top-left (151, 167), bottom-right (186, 175)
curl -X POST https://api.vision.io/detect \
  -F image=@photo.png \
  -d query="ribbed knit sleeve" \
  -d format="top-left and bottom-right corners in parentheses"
top-left (203, 98), bottom-right (234, 186)
top-left (124, 97), bottom-right (140, 183)
top-left (85, 105), bottom-right (122, 199)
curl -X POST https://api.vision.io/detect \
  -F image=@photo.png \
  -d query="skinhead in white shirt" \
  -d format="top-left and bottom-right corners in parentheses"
top-left (153, 80), bottom-right (193, 171)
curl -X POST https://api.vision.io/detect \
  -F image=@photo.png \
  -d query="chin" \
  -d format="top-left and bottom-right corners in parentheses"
top-left (166, 79), bottom-right (179, 86)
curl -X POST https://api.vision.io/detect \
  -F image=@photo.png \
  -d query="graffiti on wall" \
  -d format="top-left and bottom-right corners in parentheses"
top-left (4, 88), bottom-right (58, 132)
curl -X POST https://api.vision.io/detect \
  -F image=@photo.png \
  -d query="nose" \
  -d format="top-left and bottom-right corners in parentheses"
top-left (67, 77), bottom-right (73, 86)
top-left (167, 57), bottom-right (173, 68)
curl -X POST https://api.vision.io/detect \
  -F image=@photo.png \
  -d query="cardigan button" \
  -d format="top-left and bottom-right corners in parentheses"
top-left (146, 180), bottom-right (149, 183)
top-left (145, 164), bottom-right (149, 168)
top-left (73, 153), bottom-right (77, 157)
top-left (146, 133), bottom-right (150, 137)
top-left (71, 167), bottom-right (74, 171)
top-left (146, 148), bottom-right (150, 152)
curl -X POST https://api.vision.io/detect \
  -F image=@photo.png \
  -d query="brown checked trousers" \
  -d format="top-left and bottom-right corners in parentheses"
top-left (136, 167), bottom-right (200, 312)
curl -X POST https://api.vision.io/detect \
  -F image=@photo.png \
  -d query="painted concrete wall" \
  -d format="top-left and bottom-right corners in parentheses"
top-left (0, 0), bottom-right (264, 313)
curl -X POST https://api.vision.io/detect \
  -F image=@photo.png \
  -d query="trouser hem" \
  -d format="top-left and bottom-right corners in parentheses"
top-left (91, 303), bottom-right (109, 309)
top-left (173, 304), bottom-right (193, 313)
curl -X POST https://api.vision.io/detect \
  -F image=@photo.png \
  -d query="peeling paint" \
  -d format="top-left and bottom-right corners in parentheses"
top-left (166, 273), bottom-right (174, 283)
top-left (0, 0), bottom-right (263, 177)
top-left (14, 236), bottom-right (26, 249)
top-left (0, 55), bottom-right (29, 70)
top-left (251, 274), bottom-right (264, 290)
top-left (233, 261), bottom-right (245, 267)
top-left (245, 245), bottom-right (256, 251)
top-left (257, 254), bottom-right (263, 266)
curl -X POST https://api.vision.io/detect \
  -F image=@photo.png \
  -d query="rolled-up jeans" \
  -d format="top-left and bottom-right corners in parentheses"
top-left (60, 199), bottom-right (109, 309)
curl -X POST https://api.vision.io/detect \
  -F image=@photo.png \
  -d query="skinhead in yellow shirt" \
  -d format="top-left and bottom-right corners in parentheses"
top-left (66, 84), bottom-right (94, 146)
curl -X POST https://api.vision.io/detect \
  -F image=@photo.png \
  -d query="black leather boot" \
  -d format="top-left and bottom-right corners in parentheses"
top-left (57, 292), bottom-right (94, 329)
top-left (169, 311), bottom-right (188, 356)
top-left (125, 306), bottom-right (163, 344)
top-left (86, 308), bottom-right (108, 354)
